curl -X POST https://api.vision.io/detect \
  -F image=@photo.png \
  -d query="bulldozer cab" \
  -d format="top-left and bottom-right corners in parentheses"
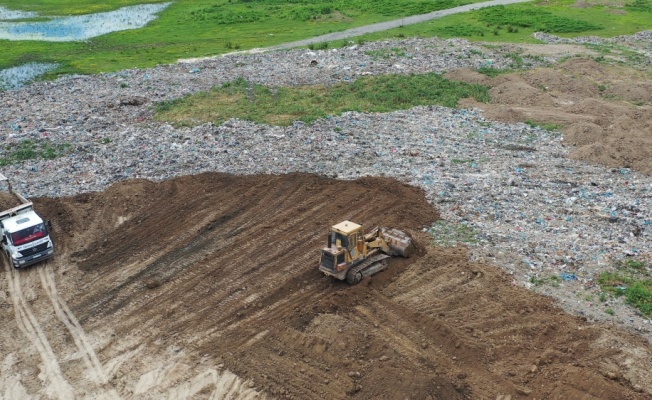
top-left (329, 221), bottom-right (366, 262)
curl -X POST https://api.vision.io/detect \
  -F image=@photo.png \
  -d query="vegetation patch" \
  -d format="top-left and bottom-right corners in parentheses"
top-left (0, 140), bottom-right (73, 166)
top-left (478, 6), bottom-right (602, 33)
top-left (155, 74), bottom-right (490, 127)
top-left (440, 25), bottom-right (486, 37)
top-left (364, 47), bottom-right (410, 59)
top-left (626, 0), bottom-right (652, 12)
top-left (530, 274), bottom-right (562, 288)
top-left (525, 120), bottom-right (562, 132)
top-left (428, 220), bottom-right (479, 246)
top-left (597, 259), bottom-right (652, 318)
top-left (355, 0), bottom-right (652, 44)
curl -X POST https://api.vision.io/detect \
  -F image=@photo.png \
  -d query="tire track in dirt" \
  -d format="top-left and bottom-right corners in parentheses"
top-left (3, 261), bottom-right (75, 400)
top-left (38, 262), bottom-right (121, 399)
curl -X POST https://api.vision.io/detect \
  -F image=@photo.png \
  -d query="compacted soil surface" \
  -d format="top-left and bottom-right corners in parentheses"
top-left (1, 173), bottom-right (650, 399)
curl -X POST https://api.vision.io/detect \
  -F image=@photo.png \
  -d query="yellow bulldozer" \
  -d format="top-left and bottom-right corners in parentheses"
top-left (318, 220), bottom-right (414, 284)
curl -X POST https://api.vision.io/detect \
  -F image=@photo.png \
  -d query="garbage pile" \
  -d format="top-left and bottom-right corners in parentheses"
top-left (1, 34), bottom-right (651, 338)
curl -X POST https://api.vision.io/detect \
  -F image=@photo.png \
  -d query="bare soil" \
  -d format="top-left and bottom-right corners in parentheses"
top-left (448, 57), bottom-right (652, 174)
top-left (2, 173), bottom-right (650, 399)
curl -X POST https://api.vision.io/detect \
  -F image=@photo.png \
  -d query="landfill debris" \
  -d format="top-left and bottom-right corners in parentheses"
top-left (0, 33), bottom-right (651, 340)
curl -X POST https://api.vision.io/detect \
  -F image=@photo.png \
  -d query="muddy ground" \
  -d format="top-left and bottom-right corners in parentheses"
top-left (1, 173), bottom-right (651, 399)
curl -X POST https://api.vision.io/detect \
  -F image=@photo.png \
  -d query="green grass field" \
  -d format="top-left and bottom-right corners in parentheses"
top-left (355, 0), bottom-right (652, 44)
top-left (1, 0), bottom-right (651, 79)
top-left (0, 0), bottom-right (477, 77)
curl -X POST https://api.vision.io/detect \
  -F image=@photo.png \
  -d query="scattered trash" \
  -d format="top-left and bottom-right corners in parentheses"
top-left (0, 35), bottom-right (650, 336)
top-left (560, 273), bottom-right (577, 281)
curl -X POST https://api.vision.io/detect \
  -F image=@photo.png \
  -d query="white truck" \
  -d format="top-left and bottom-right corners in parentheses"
top-left (0, 173), bottom-right (54, 268)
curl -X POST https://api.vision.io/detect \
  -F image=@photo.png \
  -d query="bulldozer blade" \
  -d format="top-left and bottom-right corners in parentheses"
top-left (382, 228), bottom-right (414, 257)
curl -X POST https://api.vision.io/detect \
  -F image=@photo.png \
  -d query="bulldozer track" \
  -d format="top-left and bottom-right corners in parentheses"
top-left (346, 253), bottom-right (390, 284)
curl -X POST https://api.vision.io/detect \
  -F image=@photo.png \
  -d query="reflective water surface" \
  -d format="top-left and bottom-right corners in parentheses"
top-left (0, 3), bottom-right (171, 89)
top-left (0, 2), bottom-right (171, 42)
top-left (0, 63), bottom-right (59, 90)
top-left (0, 6), bottom-right (38, 20)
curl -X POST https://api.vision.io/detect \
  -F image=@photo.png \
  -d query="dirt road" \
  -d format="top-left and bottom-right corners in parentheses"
top-left (1, 173), bottom-right (650, 399)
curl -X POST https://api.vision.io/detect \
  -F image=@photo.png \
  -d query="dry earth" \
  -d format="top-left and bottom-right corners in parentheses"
top-left (1, 173), bottom-right (651, 399)
top-left (2, 34), bottom-right (652, 400)
top-left (447, 56), bottom-right (652, 174)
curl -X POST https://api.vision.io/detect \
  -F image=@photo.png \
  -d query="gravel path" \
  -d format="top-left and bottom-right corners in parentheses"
top-left (1, 34), bottom-right (651, 341)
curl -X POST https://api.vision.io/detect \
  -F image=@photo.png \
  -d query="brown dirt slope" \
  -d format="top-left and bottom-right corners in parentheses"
top-left (1, 173), bottom-right (650, 399)
top-left (448, 58), bottom-right (652, 174)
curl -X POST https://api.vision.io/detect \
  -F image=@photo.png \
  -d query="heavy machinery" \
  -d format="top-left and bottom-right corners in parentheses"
top-left (0, 173), bottom-right (54, 268)
top-left (318, 220), bottom-right (414, 284)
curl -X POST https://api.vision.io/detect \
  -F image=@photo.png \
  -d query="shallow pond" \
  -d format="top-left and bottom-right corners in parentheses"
top-left (0, 6), bottom-right (38, 20)
top-left (0, 2), bottom-right (171, 89)
top-left (0, 2), bottom-right (171, 42)
top-left (0, 62), bottom-right (59, 90)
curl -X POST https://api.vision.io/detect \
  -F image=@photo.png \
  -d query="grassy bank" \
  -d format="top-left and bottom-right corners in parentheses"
top-left (355, 0), bottom-right (652, 44)
top-left (0, 0), bottom-right (477, 77)
top-left (2, 0), bottom-right (652, 79)
top-left (154, 74), bottom-right (490, 126)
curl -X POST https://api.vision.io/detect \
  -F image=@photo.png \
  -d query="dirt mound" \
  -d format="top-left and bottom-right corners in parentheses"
top-left (558, 57), bottom-right (607, 79)
top-left (0, 192), bottom-right (18, 211)
top-left (2, 173), bottom-right (650, 399)
top-left (489, 77), bottom-right (557, 107)
top-left (443, 68), bottom-right (491, 85)
top-left (606, 81), bottom-right (652, 103)
top-left (522, 68), bottom-right (599, 97)
top-left (449, 58), bottom-right (652, 175)
top-left (564, 122), bottom-right (606, 146)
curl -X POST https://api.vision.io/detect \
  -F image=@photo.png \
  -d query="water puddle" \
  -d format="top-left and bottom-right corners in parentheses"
top-left (0, 2), bottom-right (171, 42)
top-left (0, 63), bottom-right (59, 90)
top-left (0, 6), bottom-right (38, 20)
top-left (0, 2), bottom-right (171, 89)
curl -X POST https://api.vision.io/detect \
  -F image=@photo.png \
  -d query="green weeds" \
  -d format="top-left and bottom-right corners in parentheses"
top-left (428, 221), bottom-right (479, 246)
top-left (478, 6), bottom-right (601, 33)
top-left (0, 140), bottom-right (72, 166)
top-left (530, 275), bottom-right (561, 288)
top-left (155, 74), bottom-right (490, 127)
top-left (525, 120), bottom-right (562, 132)
top-left (626, 0), bottom-right (652, 12)
top-left (364, 47), bottom-right (409, 59)
top-left (597, 259), bottom-right (652, 318)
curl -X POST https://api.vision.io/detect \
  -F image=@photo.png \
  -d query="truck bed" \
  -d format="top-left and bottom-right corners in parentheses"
top-left (0, 192), bottom-right (19, 211)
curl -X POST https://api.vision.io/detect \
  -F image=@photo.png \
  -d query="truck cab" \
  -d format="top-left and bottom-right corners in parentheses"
top-left (1, 208), bottom-right (54, 268)
top-left (0, 173), bottom-right (54, 268)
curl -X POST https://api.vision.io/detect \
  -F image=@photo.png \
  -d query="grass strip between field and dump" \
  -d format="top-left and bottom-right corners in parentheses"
top-left (2, 0), bottom-right (652, 79)
top-left (154, 74), bottom-right (490, 127)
